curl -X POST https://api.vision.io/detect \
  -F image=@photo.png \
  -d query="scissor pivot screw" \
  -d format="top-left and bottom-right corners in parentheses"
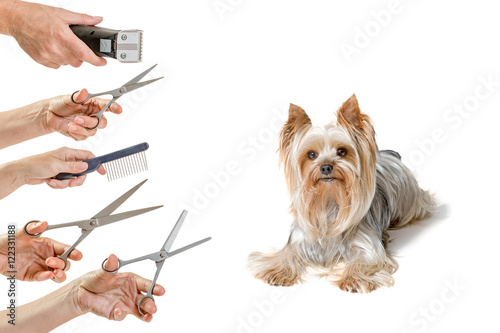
top-left (160, 253), bottom-right (165, 258)
top-left (121, 34), bottom-right (127, 41)
top-left (120, 53), bottom-right (127, 59)
top-left (90, 221), bottom-right (96, 226)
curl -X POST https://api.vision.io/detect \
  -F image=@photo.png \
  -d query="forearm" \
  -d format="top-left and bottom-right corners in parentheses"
top-left (0, 160), bottom-right (25, 200)
top-left (0, 0), bottom-right (17, 35)
top-left (0, 279), bottom-right (85, 332)
top-left (0, 99), bottom-right (51, 149)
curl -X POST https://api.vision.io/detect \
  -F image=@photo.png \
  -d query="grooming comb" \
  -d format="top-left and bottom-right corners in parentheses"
top-left (54, 142), bottom-right (149, 181)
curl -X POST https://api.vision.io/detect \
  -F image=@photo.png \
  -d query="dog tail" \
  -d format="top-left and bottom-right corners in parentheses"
top-left (380, 149), bottom-right (401, 160)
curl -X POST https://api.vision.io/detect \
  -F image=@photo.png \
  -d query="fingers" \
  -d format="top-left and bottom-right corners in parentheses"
top-left (62, 9), bottom-right (103, 27)
top-left (113, 308), bottom-right (127, 321)
top-left (69, 36), bottom-right (107, 67)
top-left (97, 165), bottom-right (106, 175)
top-left (53, 159), bottom-right (88, 175)
top-left (46, 257), bottom-right (71, 271)
top-left (51, 269), bottom-right (67, 283)
top-left (137, 296), bottom-right (157, 317)
top-left (58, 147), bottom-right (96, 162)
top-left (51, 241), bottom-right (83, 261)
top-left (46, 175), bottom-right (87, 189)
top-left (32, 269), bottom-right (66, 283)
top-left (44, 61), bottom-right (62, 69)
top-left (95, 99), bottom-right (123, 115)
top-left (72, 116), bottom-right (100, 130)
top-left (136, 275), bottom-right (166, 297)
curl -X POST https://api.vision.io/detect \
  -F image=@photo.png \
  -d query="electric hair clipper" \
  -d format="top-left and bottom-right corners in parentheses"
top-left (70, 25), bottom-right (143, 63)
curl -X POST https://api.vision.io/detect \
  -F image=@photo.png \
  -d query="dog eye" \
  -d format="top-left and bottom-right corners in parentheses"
top-left (307, 150), bottom-right (318, 160)
top-left (336, 148), bottom-right (347, 157)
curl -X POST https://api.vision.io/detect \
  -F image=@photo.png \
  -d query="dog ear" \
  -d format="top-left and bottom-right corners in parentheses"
top-left (336, 94), bottom-right (364, 128)
top-left (336, 94), bottom-right (375, 137)
top-left (279, 104), bottom-right (311, 153)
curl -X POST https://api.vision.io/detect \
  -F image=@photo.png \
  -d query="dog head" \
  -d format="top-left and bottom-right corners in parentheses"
top-left (279, 94), bottom-right (378, 237)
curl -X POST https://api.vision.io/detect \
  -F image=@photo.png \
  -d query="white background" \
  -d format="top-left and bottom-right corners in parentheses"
top-left (1, 0), bottom-right (499, 332)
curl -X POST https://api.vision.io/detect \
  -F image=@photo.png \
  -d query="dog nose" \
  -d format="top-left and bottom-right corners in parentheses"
top-left (320, 164), bottom-right (333, 175)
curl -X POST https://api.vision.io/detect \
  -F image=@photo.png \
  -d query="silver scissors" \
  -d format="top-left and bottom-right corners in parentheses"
top-left (23, 179), bottom-right (162, 270)
top-left (71, 64), bottom-right (163, 130)
top-left (102, 210), bottom-right (211, 315)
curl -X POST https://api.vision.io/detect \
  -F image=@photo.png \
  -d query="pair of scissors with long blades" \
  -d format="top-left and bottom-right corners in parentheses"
top-left (71, 64), bottom-right (163, 130)
top-left (23, 179), bottom-right (162, 270)
top-left (102, 210), bottom-right (211, 315)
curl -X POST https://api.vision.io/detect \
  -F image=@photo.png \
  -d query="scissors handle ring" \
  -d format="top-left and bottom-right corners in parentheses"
top-left (84, 114), bottom-right (101, 131)
top-left (70, 90), bottom-right (91, 105)
top-left (101, 257), bottom-right (121, 274)
top-left (137, 295), bottom-right (155, 316)
top-left (23, 220), bottom-right (43, 238)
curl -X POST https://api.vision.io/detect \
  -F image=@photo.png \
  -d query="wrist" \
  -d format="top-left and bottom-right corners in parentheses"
top-left (0, 159), bottom-right (26, 189)
top-left (70, 276), bottom-right (91, 316)
top-left (34, 99), bottom-right (53, 135)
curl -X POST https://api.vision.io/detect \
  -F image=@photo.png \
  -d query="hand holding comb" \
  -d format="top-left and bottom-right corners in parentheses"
top-left (54, 142), bottom-right (149, 182)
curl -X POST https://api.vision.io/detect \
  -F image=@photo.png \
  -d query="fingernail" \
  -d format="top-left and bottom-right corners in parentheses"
top-left (93, 16), bottom-right (103, 20)
top-left (47, 258), bottom-right (55, 266)
top-left (48, 180), bottom-right (57, 187)
top-left (69, 124), bottom-right (78, 132)
top-left (56, 270), bottom-right (63, 278)
top-left (75, 118), bottom-right (84, 125)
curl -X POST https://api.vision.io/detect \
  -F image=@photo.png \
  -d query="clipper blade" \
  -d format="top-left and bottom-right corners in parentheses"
top-left (104, 150), bottom-right (149, 182)
top-left (117, 30), bottom-right (143, 63)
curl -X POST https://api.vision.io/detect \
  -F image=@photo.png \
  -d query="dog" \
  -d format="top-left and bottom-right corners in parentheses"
top-left (248, 94), bottom-right (435, 293)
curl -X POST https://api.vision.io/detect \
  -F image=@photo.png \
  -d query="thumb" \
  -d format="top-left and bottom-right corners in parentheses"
top-left (103, 254), bottom-right (119, 272)
top-left (70, 88), bottom-right (88, 105)
top-left (63, 10), bottom-right (103, 26)
top-left (54, 160), bottom-right (88, 174)
top-left (24, 221), bottom-right (48, 236)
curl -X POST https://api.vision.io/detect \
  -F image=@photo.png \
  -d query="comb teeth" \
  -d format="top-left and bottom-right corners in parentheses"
top-left (104, 151), bottom-right (149, 182)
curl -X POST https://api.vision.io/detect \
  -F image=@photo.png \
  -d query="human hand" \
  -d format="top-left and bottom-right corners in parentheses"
top-left (0, 221), bottom-right (83, 283)
top-left (75, 254), bottom-right (165, 322)
top-left (6, 1), bottom-right (106, 68)
top-left (15, 146), bottom-right (105, 189)
top-left (43, 89), bottom-right (122, 141)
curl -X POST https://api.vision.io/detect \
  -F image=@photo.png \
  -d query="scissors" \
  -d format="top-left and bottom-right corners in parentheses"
top-left (71, 64), bottom-right (163, 130)
top-left (23, 179), bottom-right (162, 270)
top-left (102, 210), bottom-right (211, 315)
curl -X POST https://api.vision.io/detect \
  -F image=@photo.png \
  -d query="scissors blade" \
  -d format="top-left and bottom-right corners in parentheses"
top-left (167, 237), bottom-right (212, 258)
top-left (161, 210), bottom-right (188, 252)
top-left (123, 64), bottom-right (158, 86)
top-left (122, 77), bottom-right (164, 94)
top-left (93, 179), bottom-right (148, 219)
top-left (96, 205), bottom-right (163, 227)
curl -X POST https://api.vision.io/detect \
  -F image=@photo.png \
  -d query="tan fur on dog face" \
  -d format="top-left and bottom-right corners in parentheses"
top-left (279, 95), bottom-right (378, 238)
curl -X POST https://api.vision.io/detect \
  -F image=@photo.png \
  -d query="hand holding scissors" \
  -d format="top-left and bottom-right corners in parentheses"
top-left (24, 179), bottom-right (162, 271)
top-left (102, 210), bottom-right (211, 315)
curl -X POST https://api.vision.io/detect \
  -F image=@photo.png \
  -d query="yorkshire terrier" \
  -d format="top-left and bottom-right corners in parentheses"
top-left (248, 94), bottom-right (435, 293)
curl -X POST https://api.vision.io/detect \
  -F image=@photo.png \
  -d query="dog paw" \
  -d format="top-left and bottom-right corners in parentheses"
top-left (336, 276), bottom-right (378, 294)
top-left (248, 252), bottom-right (302, 287)
top-left (257, 267), bottom-right (301, 287)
